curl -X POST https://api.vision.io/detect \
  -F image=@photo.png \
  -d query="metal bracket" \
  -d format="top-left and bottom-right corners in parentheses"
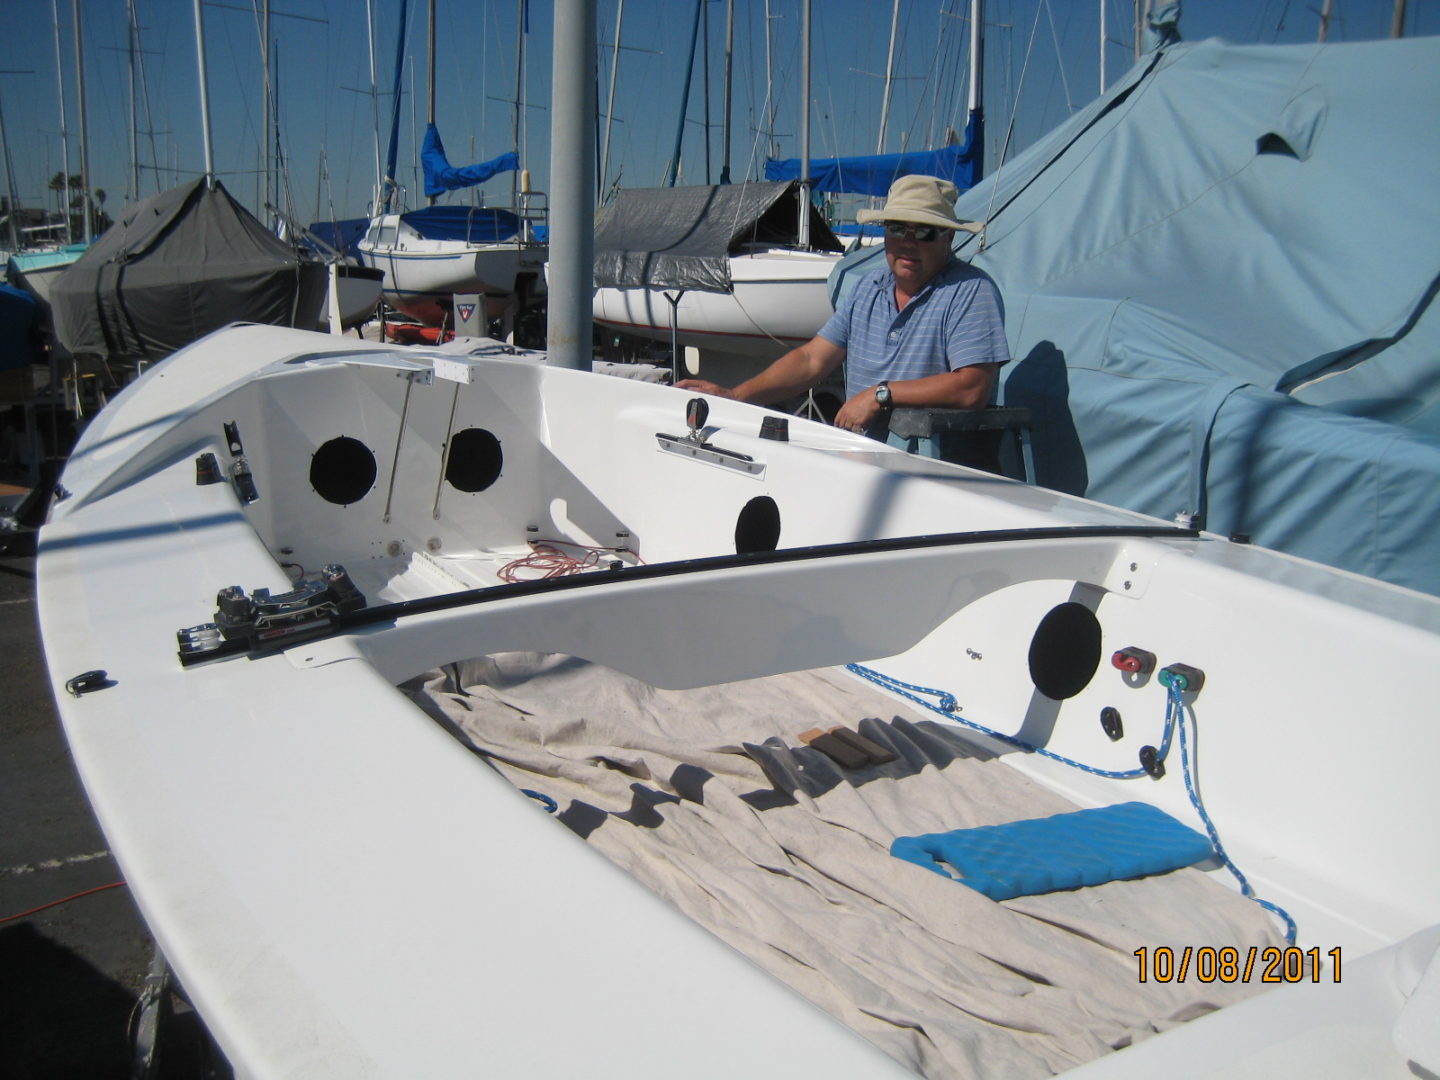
top-left (656, 433), bottom-right (765, 477)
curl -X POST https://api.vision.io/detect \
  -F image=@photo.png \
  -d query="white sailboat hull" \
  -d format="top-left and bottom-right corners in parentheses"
top-left (356, 213), bottom-right (546, 327)
top-left (592, 246), bottom-right (842, 359)
top-left (36, 324), bottom-right (1440, 1079)
top-left (315, 263), bottom-right (384, 332)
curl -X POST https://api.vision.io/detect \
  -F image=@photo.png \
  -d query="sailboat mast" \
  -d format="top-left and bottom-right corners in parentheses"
top-left (427, 0), bottom-right (436, 124)
top-left (701, 1), bottom-right (711, 182)
top-left (663, 0), bottom-right (703, 187)
top-left (763, 0), bottom-right (777, 160)
top-left (263, 0), bottom-right (272, 221)
top-left (127, 0), bottom-right (140, 204)
top-left (382, 0), bottom-right (410, 214)
top-left (968, 0), bottom-right (983, 119)
top-left (876, 0), bottom-right (899, 155)
top-left (797, 0), bottom-right (810, 248)
top-left (366, 0), bottom-right (382, 211)
top-left (52, 0), bottom-right (71, 242)
top-left (74, 0), bottom-right (92, 238)
top-left (513, 0), bottom-right (527, 207)
top-left (192, 0), bottom-right (214, 185)
top-left (1391, 0), bottom-right (1408, 37)
top-left (719, 0), bottom-right (733, 183)
top-left (600, 0), bottom-right (624, 197)
top-left (427, 0), bottom-right (437, 205)
top-left (1099, 0), bottom-right (1107, 91)
top-left (0, 96), bottom-right (21, 253)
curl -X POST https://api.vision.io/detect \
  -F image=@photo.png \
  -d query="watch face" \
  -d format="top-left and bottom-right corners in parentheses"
top-left (876, 383), bottom-right (892, 407)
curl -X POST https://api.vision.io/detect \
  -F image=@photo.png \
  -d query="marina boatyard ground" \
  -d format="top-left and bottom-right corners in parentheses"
top-left (0, 548), bottom-right (231, 1078)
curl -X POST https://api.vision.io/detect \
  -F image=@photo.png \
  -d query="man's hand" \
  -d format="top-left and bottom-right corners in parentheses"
top-left (675, 379), bottom-right (737, 399)
top-left (833, 387), bottom-right (886, 434)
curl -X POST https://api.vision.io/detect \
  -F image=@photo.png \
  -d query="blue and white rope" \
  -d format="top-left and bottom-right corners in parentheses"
top-left (847, 662), bottom-right (1297, 943)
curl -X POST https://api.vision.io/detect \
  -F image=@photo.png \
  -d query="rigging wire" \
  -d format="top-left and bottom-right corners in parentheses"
top-left (980, 0), bottom-right (1046, 243)
top-left (1042, 0), bottom-right (1076, 117)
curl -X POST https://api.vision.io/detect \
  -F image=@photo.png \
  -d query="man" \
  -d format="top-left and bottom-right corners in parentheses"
top-left (678, 174), bottom-right (1008, 452)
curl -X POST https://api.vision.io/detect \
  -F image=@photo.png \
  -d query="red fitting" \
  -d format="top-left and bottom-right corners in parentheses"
top-left (1111, 647), bottom-right (1157, 676)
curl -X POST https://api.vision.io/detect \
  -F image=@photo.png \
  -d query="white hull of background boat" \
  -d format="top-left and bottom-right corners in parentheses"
top-left (357, 214), bottom-right (546, 327)
top-left (5, 244), bottom-right (89, 305)
top-left (592, 246), bottom-right (842, 360)
top-left (315, 262), bottom-right (385, 333)
top-left (37, 324), bottom-right (1440, 1078)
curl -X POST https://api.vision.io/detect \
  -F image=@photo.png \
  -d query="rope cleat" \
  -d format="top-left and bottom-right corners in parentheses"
top-left (1158, 663), bottom-right (1205, 695)
top-left (1111, 646), bottom-right (1156, 675)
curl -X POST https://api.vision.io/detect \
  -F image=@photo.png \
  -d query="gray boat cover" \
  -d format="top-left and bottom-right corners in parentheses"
top-left (830, 36), bottom-right (1440, 596)
top-left (593, 181), bottom-right (842, 293)
top-left (410, 653), bottom-right (1283, 1079)
top-left (51, 178), bottom-right (328, 361)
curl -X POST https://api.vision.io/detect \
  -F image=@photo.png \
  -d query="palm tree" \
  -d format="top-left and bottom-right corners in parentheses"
top-left (48, 173), bottom-right (110, 237)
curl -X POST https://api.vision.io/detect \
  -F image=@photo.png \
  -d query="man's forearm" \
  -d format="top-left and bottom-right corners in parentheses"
top-left (886, 363), bottom-right (998, 411)
top-left (730, 337), bottom-right (844, 405)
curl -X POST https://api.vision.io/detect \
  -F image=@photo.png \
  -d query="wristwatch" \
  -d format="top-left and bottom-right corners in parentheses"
top-left (874, 381), bottom-right (893, 410)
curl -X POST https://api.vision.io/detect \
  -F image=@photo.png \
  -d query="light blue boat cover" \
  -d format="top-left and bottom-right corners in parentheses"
top-left (830, 36), bottom-right (1440, 596)
top-left (891, 801), bottom-right (1214, 902)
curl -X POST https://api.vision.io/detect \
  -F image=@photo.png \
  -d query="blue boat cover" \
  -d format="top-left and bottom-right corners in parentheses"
top-left (399, 205), bottom-right (522, 245)
top-left (891, 802), bottom-right (1213, 902)
top-left (765, 113), bottom-right (983, 197)
top-left (304, 218), bottom-right (370, 258)
top-left (0, 283), bottom-right (40, 370)
top-left (421, 123), bottom-right (519, 199)
top-left (830, 36), bottom-right (1440, 596)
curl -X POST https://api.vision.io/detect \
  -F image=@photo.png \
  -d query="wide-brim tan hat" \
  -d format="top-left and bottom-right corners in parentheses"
top-left (856, 174), bottom-right (983, 234)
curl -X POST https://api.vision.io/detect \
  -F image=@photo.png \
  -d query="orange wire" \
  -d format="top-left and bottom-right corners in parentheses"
top-left (498, 539), bottom-right (643, 583)
top-left (0, 881), bottom-right (129, 924)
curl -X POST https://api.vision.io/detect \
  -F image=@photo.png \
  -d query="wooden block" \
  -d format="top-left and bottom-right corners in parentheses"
top-left (828, 726), bottom-right (897, 765)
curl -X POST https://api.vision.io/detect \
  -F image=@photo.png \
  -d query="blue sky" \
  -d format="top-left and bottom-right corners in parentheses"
top-left (1, 0), bottom-right (1434, 229)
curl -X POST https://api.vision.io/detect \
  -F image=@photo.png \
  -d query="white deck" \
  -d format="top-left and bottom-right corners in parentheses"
top-left (38, 324), bottom-right (1440, 1078)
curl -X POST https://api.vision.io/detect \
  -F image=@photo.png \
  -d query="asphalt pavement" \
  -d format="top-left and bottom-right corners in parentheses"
top-left (1, 550), bottom-right (232, 1079)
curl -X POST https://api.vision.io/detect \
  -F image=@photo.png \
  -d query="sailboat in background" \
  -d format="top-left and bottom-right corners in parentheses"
top-left (46, 0), bottom-right (329, 366)
top-left (591, 0), bottom-right (987, 391)
top-left (354, 0), bottom-right (547, 334)
top-left (763, 0), bottom-right (985, 241)
top-left (2, 0), bottom-right (95, 358)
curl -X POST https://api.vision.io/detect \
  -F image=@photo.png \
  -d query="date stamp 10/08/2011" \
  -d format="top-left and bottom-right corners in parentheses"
top-left (1135, 946), bottom-right (1341, 984)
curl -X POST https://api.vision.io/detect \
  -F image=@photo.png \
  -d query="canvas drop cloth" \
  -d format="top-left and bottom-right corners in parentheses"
top-left (408, 654), bottom-right (1283, 1078)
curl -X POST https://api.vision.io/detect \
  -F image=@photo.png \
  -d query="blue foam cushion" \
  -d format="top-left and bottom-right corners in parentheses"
top-left (890, 801), bottom-right (1214, 901)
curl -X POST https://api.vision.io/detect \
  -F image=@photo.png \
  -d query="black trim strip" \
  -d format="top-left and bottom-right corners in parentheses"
top-left (179, 524), bottom-right (1199, 667)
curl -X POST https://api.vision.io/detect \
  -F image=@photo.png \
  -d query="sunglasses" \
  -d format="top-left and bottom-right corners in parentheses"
top-left (883, 222), bottom-right (943, 242)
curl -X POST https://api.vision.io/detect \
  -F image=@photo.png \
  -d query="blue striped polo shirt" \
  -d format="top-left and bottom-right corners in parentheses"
top-left (818, 259), bottom-right (1008, 400)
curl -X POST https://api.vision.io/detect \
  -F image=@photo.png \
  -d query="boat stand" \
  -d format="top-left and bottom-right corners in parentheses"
top-left (129, 944), bottom-right (172, 1080)
top-left (888, 405), bottom-right (1036, 482)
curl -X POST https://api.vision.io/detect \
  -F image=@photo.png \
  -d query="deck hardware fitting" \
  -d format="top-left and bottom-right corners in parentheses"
top-left (65, 670), bottom-right (115, 697)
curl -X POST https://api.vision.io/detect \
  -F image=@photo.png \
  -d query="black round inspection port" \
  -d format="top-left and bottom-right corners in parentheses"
top-left (310, 436), bottom-right (377, 506)
top-left (735, 495), bottom-right (781, 554)
top-left (445, 428), bottom-right (503, 493)
top-left (1027, 601), bottom-right (1103, 700)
